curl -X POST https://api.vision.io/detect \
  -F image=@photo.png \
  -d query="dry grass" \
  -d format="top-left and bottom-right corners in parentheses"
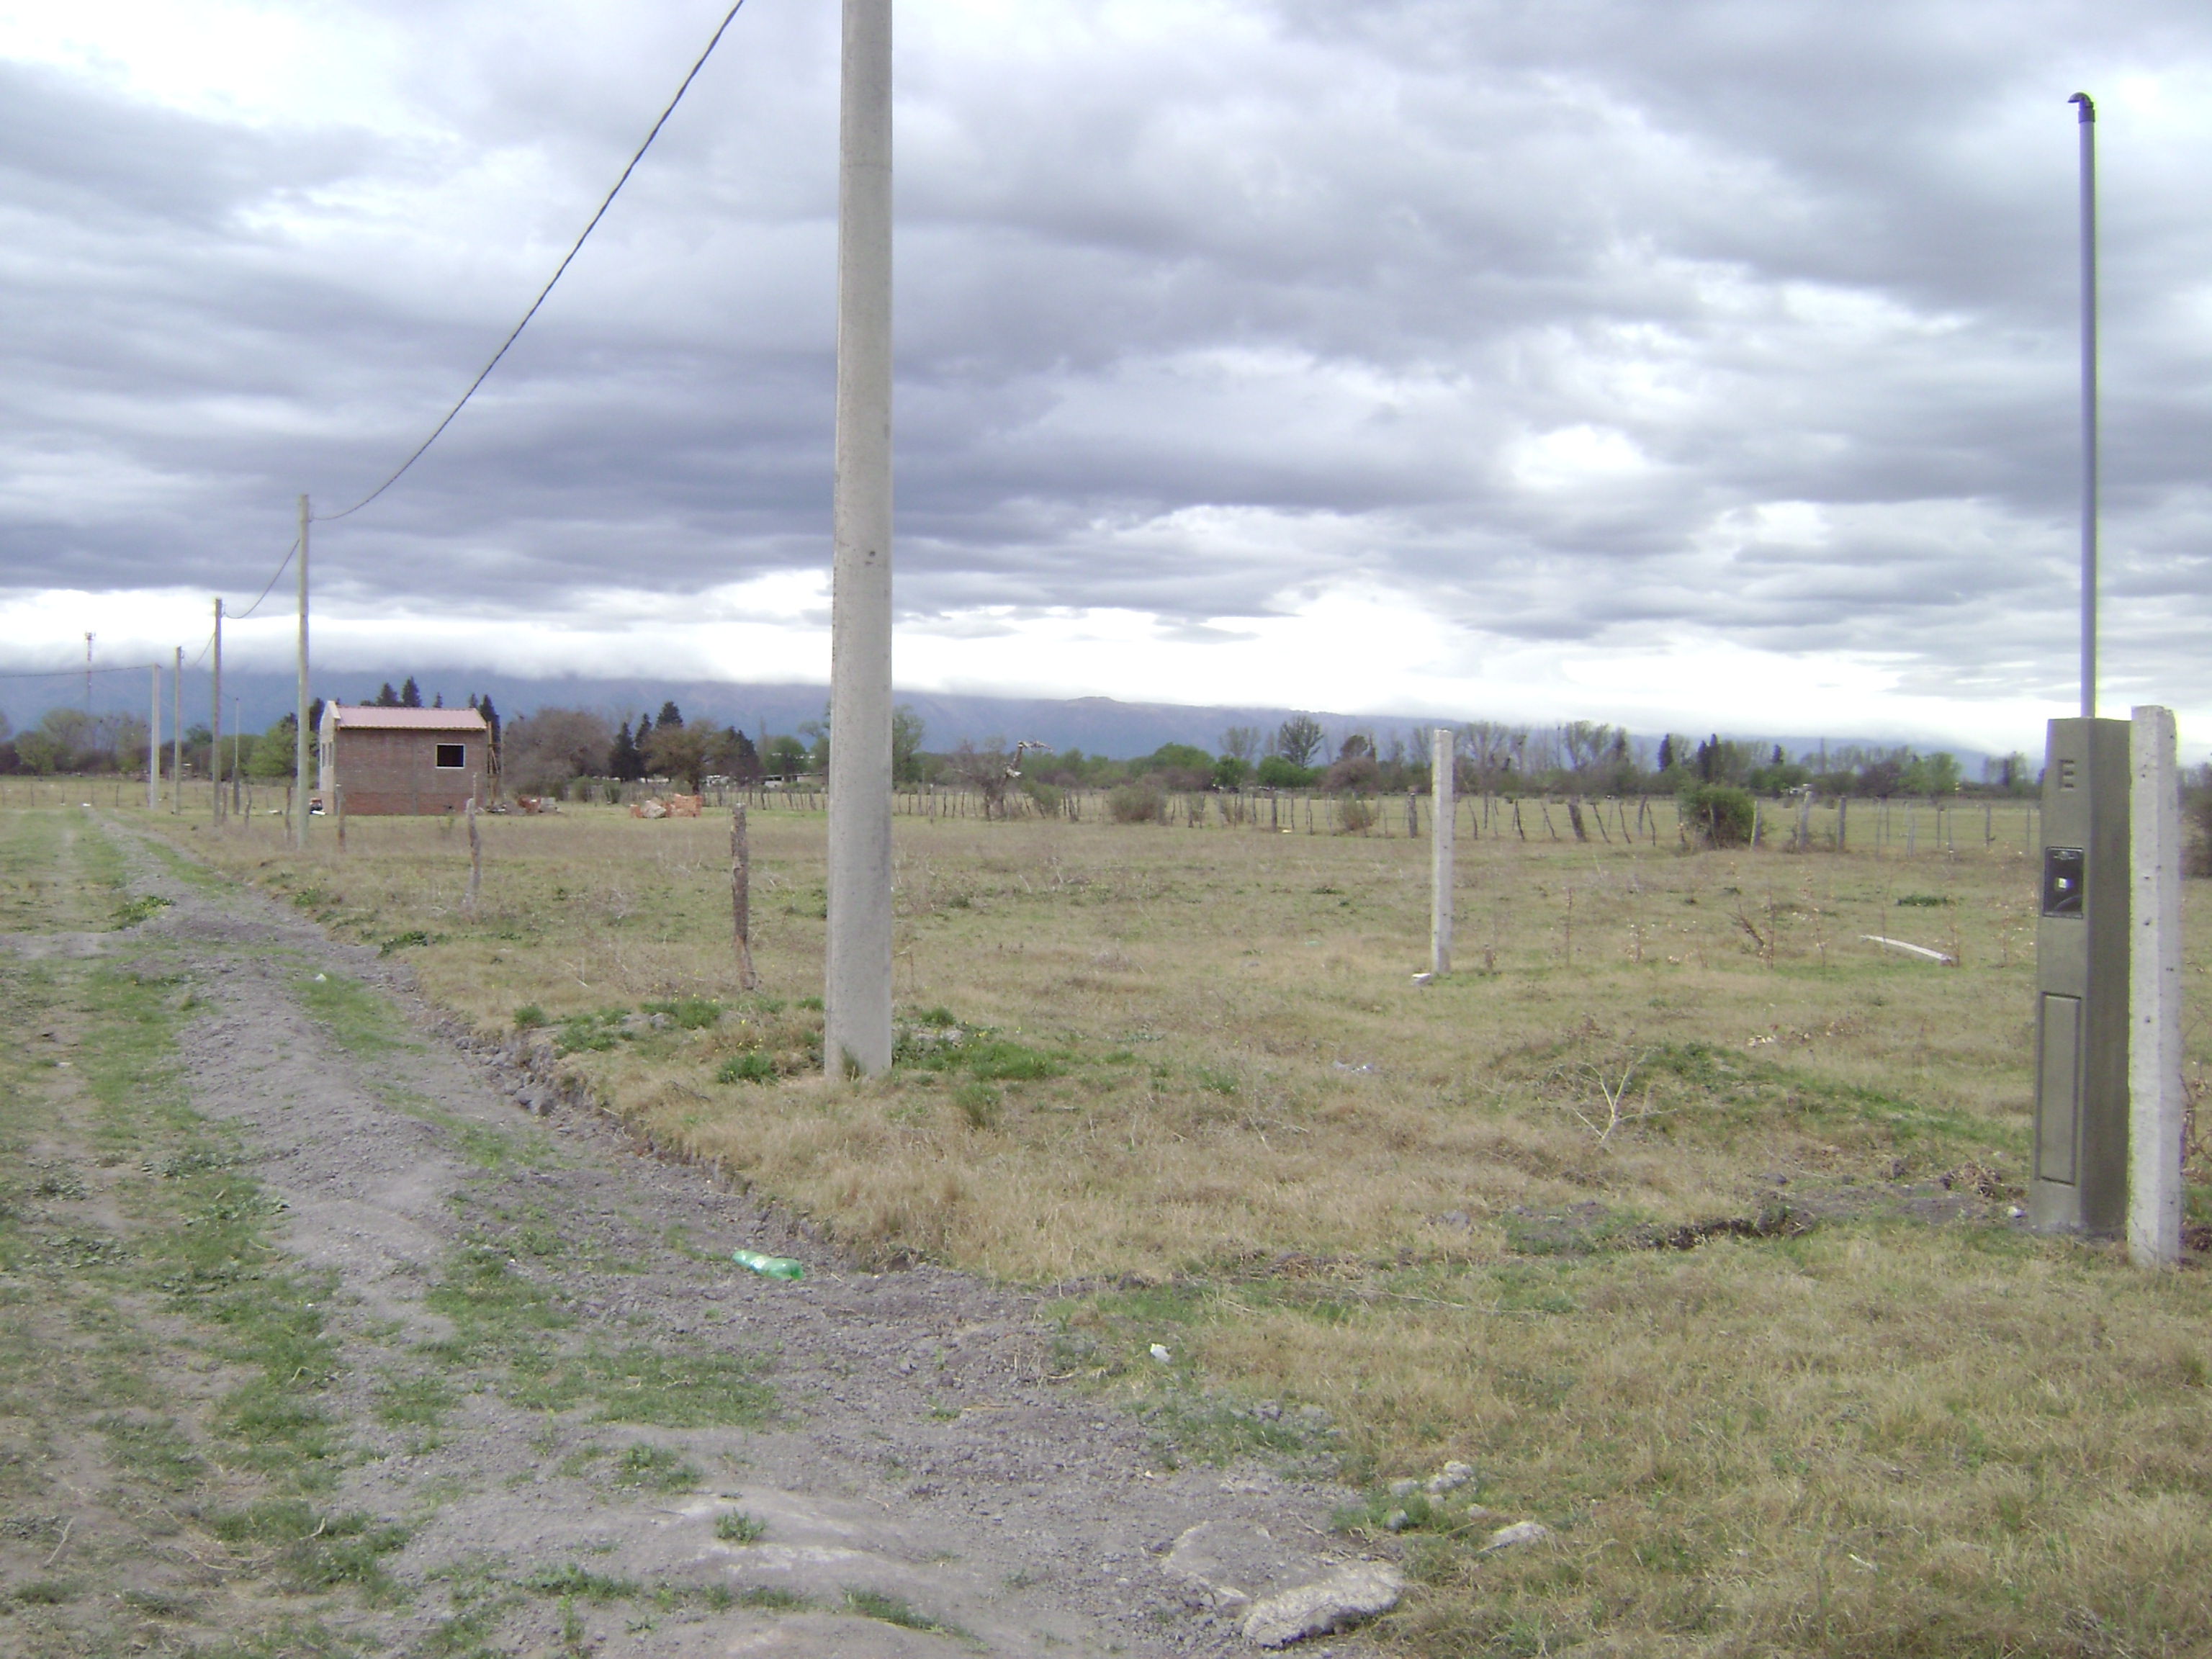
top-left (138, 786), bottom-right (2212, 1657)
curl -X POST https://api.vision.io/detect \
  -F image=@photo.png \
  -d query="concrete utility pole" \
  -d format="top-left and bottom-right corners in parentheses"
top-left (824, 0), bottom-right (894, 1077)
top-left (2129, 705), bottom-right (2182, 1267)
top-left (2072, 91), bottom-right (2099, 718)
top-left (295, 495), bottom-right (312, 848)
top-left (84, 633), bottom-right (93, 714)
top-left (1430, 727), bottom-right (1454, 975)
top-left (148, 664), bottom-right (160, 810)
top-left (211, 598), bottom-right (223, 825)
top-left (171, 647), bottom-right (183, 812)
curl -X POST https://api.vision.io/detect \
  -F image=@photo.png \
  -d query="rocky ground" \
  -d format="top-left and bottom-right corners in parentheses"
top-left (0, 812), bottom-right (1402, 1657)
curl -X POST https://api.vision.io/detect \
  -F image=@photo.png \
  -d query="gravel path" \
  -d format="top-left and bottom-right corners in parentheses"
top-left (98, 820), bottom-right (1391, 1657)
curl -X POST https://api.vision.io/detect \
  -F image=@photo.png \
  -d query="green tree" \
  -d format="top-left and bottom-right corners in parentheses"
top-left (892, 704), bottom-right (926, 783)
top-left (1274, 716), bottom-right (1324, 768)
top-left (1256, 755), bottom-right (1313, 788)
top-left (763, 735), bottom-right (809, 780)
top-left (610, 721), bottom-right (643, 781)
top-left (644, 724), bottom-right (711, 792)
top-left (14, 729), bottom-right (59, 774)
top-left (1902, 751), bottom-right (1963, 798)
top-left (248, 716), bottom-right (298, 780)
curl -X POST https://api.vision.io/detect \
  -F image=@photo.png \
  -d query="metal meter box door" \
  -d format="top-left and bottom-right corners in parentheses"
top-left (2031, 718), bottom-right (2131, 1234)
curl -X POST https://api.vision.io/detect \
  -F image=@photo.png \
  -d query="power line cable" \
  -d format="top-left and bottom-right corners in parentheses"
top-left (228, 539), bottom-right (299, 621)
top-left (318, 0), bottom-right (750, 523)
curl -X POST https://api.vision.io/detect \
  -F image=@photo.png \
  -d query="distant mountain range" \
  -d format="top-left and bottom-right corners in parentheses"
top-left (11, 666), bottom-right (1993, 770)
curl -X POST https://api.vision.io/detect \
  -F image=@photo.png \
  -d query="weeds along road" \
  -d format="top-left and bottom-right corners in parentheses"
top-left (0, 808), bottom-right (1380, 1658)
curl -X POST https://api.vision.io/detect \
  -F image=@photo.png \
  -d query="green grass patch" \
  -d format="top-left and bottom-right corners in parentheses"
top-left (841, 1586), bottom-right (970, 1639)
top-left (299, 971), bottom-right (411, 1055)
top-left (642, 996), bottom-right (722, 1030)
top-left (714, 1510), bottom-right (766, 1543)
top-left (521, 1563), bottom-right (640, 1602)
top-left (212, 1500), bottom-right (411, 1601)
top-left (609, 1442), bottom-right (700, 1492)
top-left (114, 892), bottom-right (174, 928)
top-left (372, 1375), bottom-right (456, 1430)
top-left (584, 1346), bottom-right (775, 1429)
top-left (734, 1585), bottom-right (808, 1610)
top-left (78, 963), bottom-right (346, 1484)
top-left (95, 1413), bottom-right (209, 1491)
top-left (717, 1053), bottom-right (777, 1084)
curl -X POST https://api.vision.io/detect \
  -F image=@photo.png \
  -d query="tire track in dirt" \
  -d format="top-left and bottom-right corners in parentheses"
top-left (102, 821), bottom-right (1391, 1657)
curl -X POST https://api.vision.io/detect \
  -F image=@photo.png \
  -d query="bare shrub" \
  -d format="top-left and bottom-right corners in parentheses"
top-left (1108, 783), bottom-right (1164, 824)
top-left (948, 740), bottom-right (1015, 817)
top-left (1338, 796), bottom-right (1375, 834)
top-left (2186, 765), bottom-right (2212, 878)
top-left (1678, 783), bottom-right (1755, 848)
top-left (503, 709), bottom-right (613, 796)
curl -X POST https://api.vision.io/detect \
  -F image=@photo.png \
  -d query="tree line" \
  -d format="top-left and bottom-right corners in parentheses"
top-left (0, 691), bottom-right (2054, 809)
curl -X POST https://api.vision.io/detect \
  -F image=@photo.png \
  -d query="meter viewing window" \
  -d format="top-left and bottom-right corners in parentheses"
top-left (2041, 847), bottom-right (2086, 918)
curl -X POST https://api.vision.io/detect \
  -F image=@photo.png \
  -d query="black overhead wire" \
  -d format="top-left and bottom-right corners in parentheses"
top-left (228, 538), bottom-right (299, 621)
top-left (317, 0), bottom-right (751, 523)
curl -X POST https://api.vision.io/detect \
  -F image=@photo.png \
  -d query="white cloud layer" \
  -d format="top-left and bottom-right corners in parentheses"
top-left (5, 0), bottom-right (2212, 755)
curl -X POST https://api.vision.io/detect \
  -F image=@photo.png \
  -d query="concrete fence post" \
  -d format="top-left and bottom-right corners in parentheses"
top-left (1430, 728), bottom-right (1454, 975)
top-left (2129, 704), bottom-right (2183, 1267)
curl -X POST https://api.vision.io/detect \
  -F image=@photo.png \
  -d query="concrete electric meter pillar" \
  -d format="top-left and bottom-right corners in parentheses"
top-left (2031, 717), bottom-right (2130, 1234)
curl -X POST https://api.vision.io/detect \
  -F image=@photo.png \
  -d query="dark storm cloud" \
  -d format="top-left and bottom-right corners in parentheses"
top-left (4, 0), bottom-right (2212, 715)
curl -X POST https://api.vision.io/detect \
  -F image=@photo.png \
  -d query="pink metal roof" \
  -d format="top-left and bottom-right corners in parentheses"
top-left (325, 705), bottom-right (488, 732)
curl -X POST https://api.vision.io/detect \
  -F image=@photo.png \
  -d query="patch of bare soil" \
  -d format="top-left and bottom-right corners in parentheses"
top-left (99, 822), bottom-right (1390, 1656)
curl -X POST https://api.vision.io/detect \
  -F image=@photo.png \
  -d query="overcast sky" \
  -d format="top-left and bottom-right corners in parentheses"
top-left (4, 0), bottom-right (2209, 755)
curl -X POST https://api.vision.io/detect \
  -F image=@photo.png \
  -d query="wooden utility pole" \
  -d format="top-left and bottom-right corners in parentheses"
top-left (732, 804), bottom-right (756, 991)
top-left (211, 598), bottom-right (223, 824)
top-left (295, 495), bottom-right (311, 848)
top-left (824, 0), bottom-right (894, 1076)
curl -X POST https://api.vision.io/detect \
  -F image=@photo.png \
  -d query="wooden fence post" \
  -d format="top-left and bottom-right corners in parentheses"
top-left (732, 805), bottom-right (757, 992)
top-left (464, 796), bottom-right (481, 914)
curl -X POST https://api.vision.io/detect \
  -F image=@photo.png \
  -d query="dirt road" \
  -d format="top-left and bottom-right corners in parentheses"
top-left (0, 812), bottom-right (1389, 1657)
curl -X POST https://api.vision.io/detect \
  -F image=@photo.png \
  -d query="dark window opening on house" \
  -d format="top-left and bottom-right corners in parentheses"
top-left (435, 744), bottom-right (466, 769)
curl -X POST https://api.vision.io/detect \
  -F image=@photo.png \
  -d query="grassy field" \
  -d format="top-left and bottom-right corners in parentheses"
top-left (122, 783), bottom-right (2212, 1658)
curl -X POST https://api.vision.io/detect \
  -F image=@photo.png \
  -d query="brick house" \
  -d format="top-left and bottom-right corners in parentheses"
top-left (317, 705), bottom-right (490, 816)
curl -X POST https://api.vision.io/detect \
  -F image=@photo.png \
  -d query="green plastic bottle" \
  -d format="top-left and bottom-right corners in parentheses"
top-left (732, 1248), bottom-right (805, 1282)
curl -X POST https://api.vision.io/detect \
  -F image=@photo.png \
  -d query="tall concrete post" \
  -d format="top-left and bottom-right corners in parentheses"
top-left (148, 664), bottom-right (160, 809)
top-left (1430, 727), bottom-right (1454, 975)
top-left (2129, 705), bottom-right (2182, 1267)
top-left (295, 495), bottom-right (312, 848)
top-left (2072, 92), bottom-right (2099, 719)
top-left (171, 647), bottom-right (183, 812)
top-left (211, 598), bottom-right (223, 825)
top-left (824, 0), bottom-right (894, 1076)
